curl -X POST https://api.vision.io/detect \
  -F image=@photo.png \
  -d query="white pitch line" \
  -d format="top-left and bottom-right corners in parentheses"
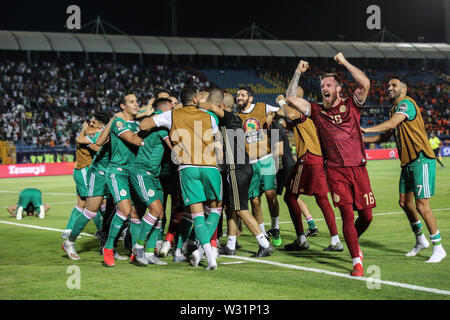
top-left (225, 255), bottom-right (450, 296)
top-left (0, 201), bottom-right (76, 208)
top-left (1, 216), bottom-right (450, 296)
top-left (0, 190), bottom-right (74, 196)
top-left (0, 220), bottom-right (94, 238)
top-left (270, 208), bottom-right (450, 225)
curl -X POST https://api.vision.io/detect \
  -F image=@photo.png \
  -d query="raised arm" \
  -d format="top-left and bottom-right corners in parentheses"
top-left (276, 95), bottom-right (301, 121)
top-left (95, 113), bottom-right (120, 147)
top-left (334, 52), bottom-right (370, 106)
top-left (286, 60), bottom-right (311, 115)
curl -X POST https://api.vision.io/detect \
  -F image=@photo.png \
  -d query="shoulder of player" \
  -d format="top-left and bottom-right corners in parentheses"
top-left (397, 98), bottom-right (415, 109)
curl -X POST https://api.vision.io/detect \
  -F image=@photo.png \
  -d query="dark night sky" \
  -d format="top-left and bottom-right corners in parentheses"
top-left (0, 0), bottom-right (447, 43)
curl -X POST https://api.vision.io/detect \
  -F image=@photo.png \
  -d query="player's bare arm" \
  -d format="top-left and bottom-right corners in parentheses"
top-left (199, 101), bottom-right (224, 118)
top-left (363, 131), bottom-right (393, 143)
top-left (276, 95), bottom-right (301, 121)
top-left (334, 52), bottom-right (370, 105)
top-left (119, 130), bottom-right (143, 146)
top-left (286, 60), bottom-right (311, 115)
top-left (362, 113), bottom-right (406, 133)
top-left (135, 104), bottom-right (155, 119)
top-left (139, 116), bottom-right (157, 131)
top-left (95, 113), bottom-right (121, 147)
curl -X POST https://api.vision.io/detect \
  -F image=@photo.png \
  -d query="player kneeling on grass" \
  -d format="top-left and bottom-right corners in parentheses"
top-left (7, 188), bottom-right (49, 220)
top-left (362, 75), bottom-right (446, 263)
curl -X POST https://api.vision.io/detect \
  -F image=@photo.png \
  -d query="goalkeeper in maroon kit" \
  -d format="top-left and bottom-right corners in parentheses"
top-left (286, 54), bottom-right (374, 277)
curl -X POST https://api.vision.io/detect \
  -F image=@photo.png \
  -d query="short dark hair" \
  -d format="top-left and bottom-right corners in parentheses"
top-left (121, 93), bottom-right (135, 105)
top-left (154, 97), bottom-right (173, 110)
top-left (25, 203), bottom-right (35, 214)
top-left (180, 84), bottom-right (198, 105)
top-left (153, 87), bottom-right (171, 98)
top-left (237, 86), bottom-right (254, 97)
top-left (207, 88), bottom-right (224, 105)
top-left (390, 75), bottom-right (408, 87)
top-left (93, 111), bottom-right (109, 125)
top-left (320, 73), bottom-right (342, 87)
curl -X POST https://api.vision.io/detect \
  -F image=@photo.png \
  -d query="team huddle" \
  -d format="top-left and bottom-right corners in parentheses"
top-left (60, 52), bottom-right (446, 276)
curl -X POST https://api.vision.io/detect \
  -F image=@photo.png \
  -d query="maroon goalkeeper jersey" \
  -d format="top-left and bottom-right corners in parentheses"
top-left (309, 96), bottom-right (366, 167)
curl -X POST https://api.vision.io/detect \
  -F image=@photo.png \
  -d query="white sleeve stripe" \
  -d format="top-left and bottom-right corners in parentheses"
top-left (305, 104), bottom-right (311, 117)
top-left (117, 129), bottom-right (130, 137)
top-left (395, 111), bottom-right (409, 119)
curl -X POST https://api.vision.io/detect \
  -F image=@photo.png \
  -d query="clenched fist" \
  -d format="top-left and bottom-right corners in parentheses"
top-left (296, 60), bottom-right (309, 73)
top-left (334, 52), bottom-right (348, 65)
top-left (276, 95), bottom-right (286, 104)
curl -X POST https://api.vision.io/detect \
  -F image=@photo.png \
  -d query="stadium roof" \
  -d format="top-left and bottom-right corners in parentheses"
top-left (0, 30), bottom-right (449, 59)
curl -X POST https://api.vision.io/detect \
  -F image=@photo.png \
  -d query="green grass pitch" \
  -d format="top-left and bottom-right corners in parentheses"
top-left (1, 158), bottom-right (449, 300)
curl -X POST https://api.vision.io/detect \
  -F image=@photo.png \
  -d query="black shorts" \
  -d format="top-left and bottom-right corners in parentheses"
top-left (226, 165), bottom-right (252, 212)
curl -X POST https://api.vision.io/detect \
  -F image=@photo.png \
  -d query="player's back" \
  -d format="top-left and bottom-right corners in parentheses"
top-left (310, 96), bottom-right (366, 167)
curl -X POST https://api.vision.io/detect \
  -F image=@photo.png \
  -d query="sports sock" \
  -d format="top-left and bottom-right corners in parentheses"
top-left (259, 223), bottom-right (267, 236)
top-left (410, 220), bottom-right (424, 236)
top-left (105, 211), bottom-right (128, 249)
top-left (284, 192), bottom-right (304, 235)
top-left (65, 206), bottom-right (84, 231)
top-left (227, 235), bottom-right (237, 250)
top-left (193, 212), bottom-right (210, 245)
top-left (271, 216), bottom-right (279, 230)
top-left (166, 211), bottom-right (183, 244)
top-left (158, 215), bottom-right (166, 242)
top-left (331, 234), bottom-right (340, 246)
top-left (297, 233), bottom-right (306, 244)
top-left (315, 193), bottom-right (338, 236)
top-left (355, 208), bottom-right (373, 238)
top-left (339, 204), bottom-right (360, 259)
top-left (352, 257), bottom-right (362, 267)
top-left (68, 209), bottom-right (97, 242)
top-left (146, 221), bottom-right (162, 252)
top-left (130, 218), bottom-right (142, 247)
top-left (205, 208), bottom-right (222, 238)
top-left (93, 211), bottom-right (103, 230)
top-left (430, 231), bottom-right (442, 246)
top-left (256, 233), bottom-right (270, 248)
top-left (305, 215), bottom-right (316, 229)
top-left (137, 213), bottom-right (157, 246)
top-left (210, 227), bottom-right (218, 248)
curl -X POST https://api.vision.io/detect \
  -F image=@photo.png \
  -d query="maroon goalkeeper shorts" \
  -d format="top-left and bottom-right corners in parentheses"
top-left (325, 166), bottom-right (376, 210)
top-left (287, 161), bottom-right (329, 196)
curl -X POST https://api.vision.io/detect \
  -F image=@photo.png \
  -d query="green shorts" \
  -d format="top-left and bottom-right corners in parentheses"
top-left (17, 188), bottom-right (42, 210)
top-left (73, 168), bottom-right (89, 198)
top-left (249, 155), bottom-right (277, 199)
top-left (130, 170), bottom-right (164, 207)
top-left (106, 168), bottom-right (133, 203)
top-left (87, 168), bottom-right (109, 198)
top-left (399, 156), bottom-right (436, 199)
top-left (178, 166), bottom-right (222, 206)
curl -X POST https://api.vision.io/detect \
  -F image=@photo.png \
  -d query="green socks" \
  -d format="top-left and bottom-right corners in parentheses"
top-left (68, 209), bottom-right (97, 242)
top-left (411, 221), bottom-right (424, 236)
top-left (65, 206), bottom-right (84, 231)
top-left (105, 212), bottom-right (128, 249)
top-left (306, 216), bottom-right (316, 229)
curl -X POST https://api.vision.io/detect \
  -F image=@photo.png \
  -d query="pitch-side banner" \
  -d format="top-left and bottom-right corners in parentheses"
top-left (0, 162), bottom-right (75, 178)
top-left (365, 148), bottom-right (399, 160)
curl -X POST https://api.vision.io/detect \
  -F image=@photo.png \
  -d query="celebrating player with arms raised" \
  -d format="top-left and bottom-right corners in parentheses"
top-left (286, 54), bottom-right (374, 277)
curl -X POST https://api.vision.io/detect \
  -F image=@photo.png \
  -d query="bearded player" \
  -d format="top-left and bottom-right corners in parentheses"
top-left (286, 54), bottom-right (374, 277)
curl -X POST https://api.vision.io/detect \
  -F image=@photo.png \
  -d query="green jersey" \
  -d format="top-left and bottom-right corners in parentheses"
top-left (89, 141), bottom-right (111, 173)
top-left (109, 117), bottom-right (140, 172)
top-left (133, 126), bottom-right (169, 177)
